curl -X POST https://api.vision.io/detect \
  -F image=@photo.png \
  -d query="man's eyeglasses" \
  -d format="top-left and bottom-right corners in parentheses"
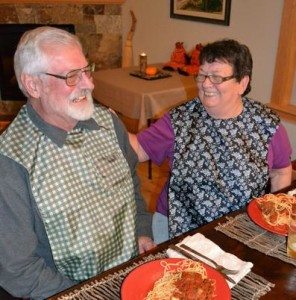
top-left (195, 74), bottom-right (235, 84)
top-left (43, 63), bottom-right (95, 86)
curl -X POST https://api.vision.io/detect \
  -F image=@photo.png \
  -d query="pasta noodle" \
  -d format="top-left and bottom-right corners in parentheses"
top-left (144, 259), bottom-right (215, 300)
top-left (256, 193), bottom-right (296, 228)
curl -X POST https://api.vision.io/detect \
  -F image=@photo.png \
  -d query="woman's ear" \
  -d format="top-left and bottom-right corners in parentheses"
top-left (21, 73), bottom-right (41, 98)
top-left (239, 75), bottom-right (249, 95)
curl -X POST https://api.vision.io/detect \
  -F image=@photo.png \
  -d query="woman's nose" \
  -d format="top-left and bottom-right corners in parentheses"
top-left (201, 76), bottom-right (213, 87)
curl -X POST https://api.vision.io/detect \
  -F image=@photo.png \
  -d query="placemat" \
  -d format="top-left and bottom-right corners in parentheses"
top-left (215, 212), bottom-right (296, 266)
top-left (55, 250), bottom-right (274, 300)
top-left (130, 70), bottom-right (171, 80)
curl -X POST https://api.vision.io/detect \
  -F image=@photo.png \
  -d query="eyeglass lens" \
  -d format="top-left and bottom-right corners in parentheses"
top-left (195, 74), bottom-right (234, 84)
top-left (66, 63), bottom-right (95, 86)
top-left (195, 75), bottom-right (221, 84)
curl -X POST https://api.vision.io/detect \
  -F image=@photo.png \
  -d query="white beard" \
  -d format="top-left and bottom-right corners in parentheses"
top-left (67, 90), bottom-right (94, 121)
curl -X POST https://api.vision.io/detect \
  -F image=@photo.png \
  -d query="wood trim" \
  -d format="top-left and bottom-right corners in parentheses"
top-left (269, 0), bottom-right (296, 121)
top-left (0, 0), bottom-right (125, 4)
top-left (268, 103), bottom-right (296, 123)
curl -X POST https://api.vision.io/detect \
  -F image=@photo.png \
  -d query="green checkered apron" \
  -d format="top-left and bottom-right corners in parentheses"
top-left (0, 105), bottom-right (137, 282)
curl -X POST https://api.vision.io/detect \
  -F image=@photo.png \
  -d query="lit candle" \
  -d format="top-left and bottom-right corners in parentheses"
top-left (139, 53), bottom-right (147, 73)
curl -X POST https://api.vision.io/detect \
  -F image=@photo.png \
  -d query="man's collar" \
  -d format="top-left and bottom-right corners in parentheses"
top-left (26, 101), bottom-right (100, 147)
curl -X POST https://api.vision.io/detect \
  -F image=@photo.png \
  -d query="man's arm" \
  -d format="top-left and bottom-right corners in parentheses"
top-left (0, 155), bottom-right (74, 299)
top-left (111, 114), bottom-right (155, 252)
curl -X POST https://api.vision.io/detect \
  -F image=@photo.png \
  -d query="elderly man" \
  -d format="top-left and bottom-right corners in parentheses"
top-left (0, 26), bottom-right (155, 299)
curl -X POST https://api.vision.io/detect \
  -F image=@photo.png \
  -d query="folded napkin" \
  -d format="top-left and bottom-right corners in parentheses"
top-left (287, 188), bottom-right (296, 196)
top-left (166, 233), bottom-right (253, 288)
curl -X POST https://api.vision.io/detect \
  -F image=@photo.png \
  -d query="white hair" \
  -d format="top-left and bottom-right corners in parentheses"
top-left (14, 26), bottom-right (82, 97)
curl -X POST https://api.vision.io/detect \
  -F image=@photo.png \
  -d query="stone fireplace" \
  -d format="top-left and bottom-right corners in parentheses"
top-left (0, 3), bottom-right (123, 101)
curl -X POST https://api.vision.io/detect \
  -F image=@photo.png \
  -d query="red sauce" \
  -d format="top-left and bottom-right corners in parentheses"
top-left (171, 272), bottom-right (215, 300)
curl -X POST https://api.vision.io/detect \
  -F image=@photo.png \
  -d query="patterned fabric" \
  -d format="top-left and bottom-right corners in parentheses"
top-left (168, 97), bottom-right (280, 238)
top-left (0, 105), bottom-right (137, 282)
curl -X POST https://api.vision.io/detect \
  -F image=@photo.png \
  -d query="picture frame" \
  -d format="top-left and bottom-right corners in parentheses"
top-left (170, 0), bottom-right (231, 26)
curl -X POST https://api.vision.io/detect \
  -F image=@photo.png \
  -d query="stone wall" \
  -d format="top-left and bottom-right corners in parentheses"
top-left (0, 3), bottom-right (122, 70)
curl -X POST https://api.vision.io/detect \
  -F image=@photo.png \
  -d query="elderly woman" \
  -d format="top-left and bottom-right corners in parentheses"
top-left (129, 39), bottom-right (292, 243)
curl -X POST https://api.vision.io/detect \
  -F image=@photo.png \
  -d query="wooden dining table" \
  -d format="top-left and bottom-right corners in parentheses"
top-left (47, 182), bottom-right (296, 300)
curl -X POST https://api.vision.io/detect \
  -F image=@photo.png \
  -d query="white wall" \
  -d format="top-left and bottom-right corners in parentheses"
top-left (122, 0), bottom-right (296, 159)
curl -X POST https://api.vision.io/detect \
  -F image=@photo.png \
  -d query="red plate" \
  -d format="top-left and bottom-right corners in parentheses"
top-left (121, 258), bottom-right (231, 300)
top-left (247, 198), bottom-right (288, 236)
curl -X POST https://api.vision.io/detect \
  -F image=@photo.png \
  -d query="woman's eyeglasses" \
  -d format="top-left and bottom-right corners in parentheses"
top-left (195, 74), bottom-right (235, 84)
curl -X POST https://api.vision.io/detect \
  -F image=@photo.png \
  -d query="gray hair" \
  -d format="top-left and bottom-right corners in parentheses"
top-left (14, 26), bottom-right (82, 97)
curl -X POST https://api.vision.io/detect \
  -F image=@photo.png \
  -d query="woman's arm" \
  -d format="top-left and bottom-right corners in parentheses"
top-left (268, 123), bottom-right (292, 192)
top-left (129, 113), bottom-right (175, 166)
top-left (270, 164), bottom-right (292, 192)
top-left (128, 133), bottom-right (150, 162)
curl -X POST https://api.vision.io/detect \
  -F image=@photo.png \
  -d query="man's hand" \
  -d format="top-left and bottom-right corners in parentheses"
top-left (138, 236), bottom-right (156, 254)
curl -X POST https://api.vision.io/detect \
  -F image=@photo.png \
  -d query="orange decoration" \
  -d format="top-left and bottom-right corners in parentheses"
top-left (145, 67), bottom-right (158, 76)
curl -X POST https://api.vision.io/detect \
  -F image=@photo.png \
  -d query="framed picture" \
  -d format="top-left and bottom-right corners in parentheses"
top-left (170, 0), bottom-right (231, 26)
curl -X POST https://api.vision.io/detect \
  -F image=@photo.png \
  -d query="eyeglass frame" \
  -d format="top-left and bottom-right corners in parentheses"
top-left (42, 63), bottom-right (95, 86)
top-left (194, 73), bottom-right (236, 85)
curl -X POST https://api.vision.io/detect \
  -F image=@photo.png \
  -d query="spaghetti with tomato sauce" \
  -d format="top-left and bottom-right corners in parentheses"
top-left (256, 193), bottom-right (296, 229)
top-left (144, 259), bottom-right (216, 300)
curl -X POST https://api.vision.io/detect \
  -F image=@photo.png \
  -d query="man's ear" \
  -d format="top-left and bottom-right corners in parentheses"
top-left (21, 73), bottom-right (41, 98)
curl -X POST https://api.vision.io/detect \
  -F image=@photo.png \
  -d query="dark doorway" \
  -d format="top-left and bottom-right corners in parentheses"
top-left (0, 24), bottom-right (75, 101)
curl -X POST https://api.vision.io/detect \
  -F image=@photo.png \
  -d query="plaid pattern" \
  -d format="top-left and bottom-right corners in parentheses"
top-left (0, 106), bottom-right (137, 282)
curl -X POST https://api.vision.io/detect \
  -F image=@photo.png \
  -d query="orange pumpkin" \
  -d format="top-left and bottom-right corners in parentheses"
top-left (145, 67), bottom-right (158, 76)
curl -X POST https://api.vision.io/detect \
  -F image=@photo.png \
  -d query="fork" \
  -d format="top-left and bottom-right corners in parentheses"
top-left (179, 244), bottom-right (239, 275)
top-left (169, 244), bottom-right (238, 284)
